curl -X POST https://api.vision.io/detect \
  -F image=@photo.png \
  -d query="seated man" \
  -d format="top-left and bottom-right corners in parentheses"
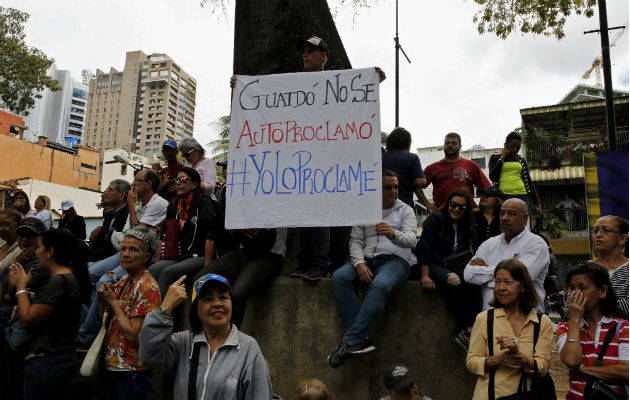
top-left (193, 227), bottom-right (287, 327)
top-left (89, 179), bottom-right (130, 262)
top-left (463, 198), bottom-right (549, 312)
top-left (327, 170), bottom-right (416, 368)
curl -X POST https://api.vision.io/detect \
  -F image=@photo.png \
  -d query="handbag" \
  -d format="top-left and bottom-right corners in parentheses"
top-left (487, 309), bottom-right (557, 400)
top-left (161, 218), bottom-right (181, 260)
top-left (80, 308), bottom-right (112, 376)
top-left (583, 322), bottom-right (625, 400)
top-left (443, 249), bottom-right (473, 280)
top-left (4, 315), bottom-right (32, 351)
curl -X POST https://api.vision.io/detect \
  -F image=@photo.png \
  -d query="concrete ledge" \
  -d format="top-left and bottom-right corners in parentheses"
top-left (240, 277), bottom-right (476, 400)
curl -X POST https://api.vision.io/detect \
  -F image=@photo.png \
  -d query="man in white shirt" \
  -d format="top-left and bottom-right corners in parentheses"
top-left (463, 198), bottom-right (549, 313)
top-left (327, 170), bottom-right (417, 368)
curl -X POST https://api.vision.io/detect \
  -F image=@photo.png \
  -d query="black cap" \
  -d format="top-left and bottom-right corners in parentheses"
top-left (295, 36), bottom-right (329, 53)
top-left (16, 217), bottom-right (46, 235)
top-left (384, 363), bottom-right (419, 392)
top-left (478, 185), bottom-right (505, 200)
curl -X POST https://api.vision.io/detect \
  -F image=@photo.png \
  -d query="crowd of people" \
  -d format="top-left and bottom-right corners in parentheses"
top-left (0, 34), bottom-right (627, 400)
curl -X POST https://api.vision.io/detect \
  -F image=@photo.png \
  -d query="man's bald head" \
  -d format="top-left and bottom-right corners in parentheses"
top-left (500, 198), bottom-right (529, 241)
top-left (503, 198), bottom-right (528, 215)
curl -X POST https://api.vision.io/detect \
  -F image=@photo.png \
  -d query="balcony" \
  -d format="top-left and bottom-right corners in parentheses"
top-left (141, 76), bottom-right (169, 85)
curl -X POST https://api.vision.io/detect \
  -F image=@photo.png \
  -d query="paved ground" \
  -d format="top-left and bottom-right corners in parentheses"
top-left (550, 327), bottom-right (570, 399)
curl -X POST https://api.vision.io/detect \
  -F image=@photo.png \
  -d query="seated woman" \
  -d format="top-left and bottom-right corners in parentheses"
top-left (33, 195), bottom-right (53, 230)
top-left (139, 273), bottom-right (272, 399)
top-left (466, 259), bottom-right (554, 400)
top-left (10, 191), bottom-right (34, 218)
top-left (473, 186), bottom-right (503, 251)
top-left (0, 209), bottom-right (22, 273)
top-left (10, 229), bottom-right (91, 399)
top-left (590, 215), bottom-right (628, 319)
top-left (149, 167), bottom-right (217, 297)
top-left (99, 226), bottom-right (161, 400)
top-left (415, 187), bottom-right (480, 350)
top-left (178, 137), bottom-right (217, 199)
top-left (558, 262), bottom-right (628, 399)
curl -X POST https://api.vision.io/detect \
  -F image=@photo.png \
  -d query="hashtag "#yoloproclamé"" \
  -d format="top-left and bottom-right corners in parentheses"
top-left (227, 150), bottom-right (378, 197)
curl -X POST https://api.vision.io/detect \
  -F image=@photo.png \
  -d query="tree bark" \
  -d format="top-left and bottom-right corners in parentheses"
top-left (233, 0), bottom-right (352, 75)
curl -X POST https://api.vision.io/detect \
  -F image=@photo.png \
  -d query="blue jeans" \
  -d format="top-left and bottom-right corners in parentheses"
top-left (297, 227), bottom-right (331, 271)
top-left (332, 255), bottom-right (409, 346)
top-left (78, 253), bottom-right (126, 345)
top-left (149, 257), bottom-right (205, 298)
top-left (23, 355), bottom-right (77, 400)
top-left (107, 370), bottom-right (153, 400)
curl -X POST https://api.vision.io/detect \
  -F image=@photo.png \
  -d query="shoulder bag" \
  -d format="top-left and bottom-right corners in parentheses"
top-left (80, 308), bottom-right (112, 376)
top-left (487, 309), bottom-right (556, 400)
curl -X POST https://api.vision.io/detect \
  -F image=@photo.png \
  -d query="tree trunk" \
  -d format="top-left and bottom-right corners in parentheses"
top-left (233, 0), bottom-right (352, 75)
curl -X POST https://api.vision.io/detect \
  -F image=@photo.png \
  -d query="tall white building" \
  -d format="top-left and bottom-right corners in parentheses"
top-left (22, 64), bottom-right (88, 147)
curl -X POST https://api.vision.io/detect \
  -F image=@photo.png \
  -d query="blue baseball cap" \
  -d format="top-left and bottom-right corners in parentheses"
top-left (162, 139), bottom-right (178, 150)
top-left (192, 274), bottom-right (233, 302)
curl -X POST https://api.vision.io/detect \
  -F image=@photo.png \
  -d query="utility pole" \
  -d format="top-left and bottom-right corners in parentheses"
top-left (586, 0), bottom-right (619, 150)
top-left (394, 0), bottom-right (411, 127)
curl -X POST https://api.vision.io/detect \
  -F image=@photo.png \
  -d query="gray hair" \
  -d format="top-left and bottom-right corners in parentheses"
top-left (123, 226), bottom-right (159, 263)
top-left (110, 179), bottom-right (131, 194)
top-left (178, 137), bottom-right (205, 157)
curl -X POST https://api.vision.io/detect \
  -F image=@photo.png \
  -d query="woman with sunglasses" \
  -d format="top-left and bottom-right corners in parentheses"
top-left (149, 167), bottom-right (217, 297)
top-left (178, 138), bottom-right (217, 200)
top-left (590, 216), bottom-right (628, 319)
top-left (415, 187), bottom-right (480, 350)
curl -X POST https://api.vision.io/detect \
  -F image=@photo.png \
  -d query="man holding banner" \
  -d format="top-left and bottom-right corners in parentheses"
top-left (328, 170), bottom-right (417, 368)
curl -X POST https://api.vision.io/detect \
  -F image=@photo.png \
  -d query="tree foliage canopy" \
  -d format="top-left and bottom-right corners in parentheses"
top-left (473, 0), bottom-right (597, 40)
top-left (0, 6), bottom-right (60, 116)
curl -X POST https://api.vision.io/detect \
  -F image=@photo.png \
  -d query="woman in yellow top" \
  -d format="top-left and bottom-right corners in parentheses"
top-left (466, 259), bottom-right (554, 399)
top-left (489, 132), bottom-right (541, 218)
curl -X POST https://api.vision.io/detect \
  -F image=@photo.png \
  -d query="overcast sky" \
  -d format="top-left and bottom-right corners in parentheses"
top-left (6, 0), bottom-right (629, 153)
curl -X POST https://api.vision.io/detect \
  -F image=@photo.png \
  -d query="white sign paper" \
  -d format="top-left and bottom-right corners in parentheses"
top-left (226, 68), bottom-right (382, 229)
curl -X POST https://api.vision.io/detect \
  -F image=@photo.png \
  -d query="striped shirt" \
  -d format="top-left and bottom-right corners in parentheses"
top-left (610, 263), bottom-right (629, 320)
top-left (558, 317), bottom-right (629, 399)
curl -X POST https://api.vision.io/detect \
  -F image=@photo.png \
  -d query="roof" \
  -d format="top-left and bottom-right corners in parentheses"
top-left (558, 83), bottom-right (629, 104)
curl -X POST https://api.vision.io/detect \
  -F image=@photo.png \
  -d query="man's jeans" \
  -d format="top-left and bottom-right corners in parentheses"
top-left (78, 253), bottom-right (126, 345)
top-left (332, 255), bottom-right (409, 347)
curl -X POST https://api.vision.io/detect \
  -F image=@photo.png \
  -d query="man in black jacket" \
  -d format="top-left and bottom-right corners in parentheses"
top-left (89, 179), bottom-right (131, 262)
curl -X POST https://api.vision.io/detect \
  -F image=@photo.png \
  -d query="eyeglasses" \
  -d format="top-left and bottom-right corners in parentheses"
top-left (175, 176), bottom-right (192, 184)
top-left (182, 151), bottom-right (193, 158)
top-left (593, 227), bottom-right (623, 235)
top-left (133, 177), bottom-right (150, 183)
top-left (449, 201), bottom-right (467, 211)
top-left (383, 184), bottom-right (399, 191)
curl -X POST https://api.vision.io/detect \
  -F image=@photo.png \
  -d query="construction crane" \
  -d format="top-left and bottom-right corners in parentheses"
top-left (583, 27), bottom-right (626, 86)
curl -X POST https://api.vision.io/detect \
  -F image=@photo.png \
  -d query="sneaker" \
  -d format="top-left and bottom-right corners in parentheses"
top-left (289, 266), bottom-right (309, 278)
top-left (347, 338), bottom-right (376, 355)
top-left (454, 330), bottom-right (470, 352)
top-left (327, 339), bottom-right (349, 368)
top-left (302, 267), bottom-right (323, 281)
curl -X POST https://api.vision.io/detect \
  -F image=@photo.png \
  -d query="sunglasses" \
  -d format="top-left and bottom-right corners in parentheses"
top-left (182, 151), bottom-right (193, 158)
top-left (383, 184), bottom-right (399, 191)
top-left (449, 201), bottom-right (467, 211)
top-left (175, 176), bottom-right (192, 184)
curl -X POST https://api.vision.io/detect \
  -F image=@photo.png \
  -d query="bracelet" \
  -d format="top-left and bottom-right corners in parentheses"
top-left (15, 289), bottom-right (28, 296)
top-left (566, 339), bottom-right (581, 343)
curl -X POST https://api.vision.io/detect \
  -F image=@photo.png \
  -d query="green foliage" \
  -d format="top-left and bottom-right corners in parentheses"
top-left (542, 212), bottom-right (567, 239)
top-left (472, 0), bottom-right (597, 40)
top-left (208, 115), bottom-right (230, 162)
top-left (0, 6), bottom-right (60, 116)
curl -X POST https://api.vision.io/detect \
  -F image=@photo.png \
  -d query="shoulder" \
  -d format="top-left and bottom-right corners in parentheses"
top-left (538, 313), bottom-right (553, 328)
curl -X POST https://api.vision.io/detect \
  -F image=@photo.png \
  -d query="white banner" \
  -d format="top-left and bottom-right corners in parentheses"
top-left (226, 68), bottom-right (382, 229)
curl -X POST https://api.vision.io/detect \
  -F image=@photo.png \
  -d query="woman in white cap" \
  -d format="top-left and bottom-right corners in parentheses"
top-left (57, 199), bottom-right (86, 240)
top-left (139, 273), bottom-right (272, 399)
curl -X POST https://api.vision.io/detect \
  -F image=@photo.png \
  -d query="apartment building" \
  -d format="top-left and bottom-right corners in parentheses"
top-left (84, 51), bottom-right (196, 156)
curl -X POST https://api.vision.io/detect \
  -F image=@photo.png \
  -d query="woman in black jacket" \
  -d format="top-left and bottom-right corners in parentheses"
top-left (149, 167), bottom-right (217, 297)
top-left (415, 187), bottom-right (481, 351)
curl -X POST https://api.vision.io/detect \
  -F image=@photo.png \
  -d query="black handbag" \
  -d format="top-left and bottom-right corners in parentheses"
top-left (583, 322), bottom-right (625, 400)
top-left (487, 309), bottom-right (557, 400)
top-left (443, 249), bottom-right (473, 280)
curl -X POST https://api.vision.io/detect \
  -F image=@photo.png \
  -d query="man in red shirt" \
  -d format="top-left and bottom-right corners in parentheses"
top-left (419, 132), bottom-right (491, 211)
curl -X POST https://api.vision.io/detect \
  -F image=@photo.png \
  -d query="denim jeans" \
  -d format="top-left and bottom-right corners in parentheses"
top-left (23, 355), bottom-right (77, 400)
top-left (429, 262), bottom-right (481, 331)
top-left (107, 370), bottom-right (153, 400)
top-left (297, 227), bottom-right (331, 271)
top-left (332, 255), bottom-right (410, 347)
top-left (78, 253), bottom-right (126, 345)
